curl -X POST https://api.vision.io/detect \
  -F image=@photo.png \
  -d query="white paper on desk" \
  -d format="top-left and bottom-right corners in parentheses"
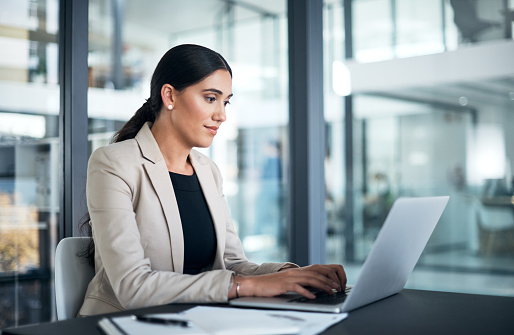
top-left (180, 306), bottom-right (348, 335)
top-left (98, 315), bottom-right (209, 335)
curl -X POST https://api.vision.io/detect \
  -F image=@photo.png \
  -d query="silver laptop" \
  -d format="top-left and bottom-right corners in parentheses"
top-left (230, 196), bottom-right (449, 313)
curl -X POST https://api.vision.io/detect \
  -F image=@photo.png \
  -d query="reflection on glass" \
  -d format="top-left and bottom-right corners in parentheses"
top-left (0, 0), bottom-right (60, 327)
top-left (324, 0), bottom-right (514, 297)
top-left (349, 0), bottom-right (512, 63)
top-left (87, 0), bottom-right (288, 263)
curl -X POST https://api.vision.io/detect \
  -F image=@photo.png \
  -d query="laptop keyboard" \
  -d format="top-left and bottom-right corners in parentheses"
top-left (289, 287), bottom-right (351, 305)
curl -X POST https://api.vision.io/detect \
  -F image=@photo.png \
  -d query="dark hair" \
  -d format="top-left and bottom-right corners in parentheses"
top-left (112, 44), bottom-right (232, 143)
top-left (79, 44), bottom-right (232, 263)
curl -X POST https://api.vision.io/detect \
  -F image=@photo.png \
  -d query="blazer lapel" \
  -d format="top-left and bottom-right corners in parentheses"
top-left (136, 123), bottom-right (184, 273)
top-left (190, 152), bottom-right (227, 270)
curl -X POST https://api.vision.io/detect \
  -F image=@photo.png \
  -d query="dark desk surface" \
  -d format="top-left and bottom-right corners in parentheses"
top-left (3, 289), bottom-right (514, 335)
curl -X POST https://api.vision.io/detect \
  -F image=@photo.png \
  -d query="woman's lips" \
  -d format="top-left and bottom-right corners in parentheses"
top-left (205, 126), bottom-right (218, 135)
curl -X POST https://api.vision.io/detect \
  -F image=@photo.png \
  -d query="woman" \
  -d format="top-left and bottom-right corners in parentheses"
top-left (78, 44), bottom-right (346, 316)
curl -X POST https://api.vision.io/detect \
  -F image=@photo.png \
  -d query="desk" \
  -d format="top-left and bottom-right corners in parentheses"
top-left (3, 289), bottom-right (514, 335)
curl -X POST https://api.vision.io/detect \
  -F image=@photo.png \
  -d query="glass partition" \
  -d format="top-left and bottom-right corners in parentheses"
top-left (349, 0), bottom-right (512, 63)
top-left (87, 0), bottom-right (289, 263)
top-left (324, 0), bottom-right (514, 297)
top-left (0, 0), bottom-right (60, 327)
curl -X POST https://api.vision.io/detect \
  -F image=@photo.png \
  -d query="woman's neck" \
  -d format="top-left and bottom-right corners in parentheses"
top-left (166, 155), bottom-right (194, 175)
top-left (150, 118), bottom-right (194, 175)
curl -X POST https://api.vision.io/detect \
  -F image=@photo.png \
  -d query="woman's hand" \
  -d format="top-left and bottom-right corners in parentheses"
top-left (229, 264), bottom-right (346, 300)
top-left (295, 264), bottom-right (347, 291)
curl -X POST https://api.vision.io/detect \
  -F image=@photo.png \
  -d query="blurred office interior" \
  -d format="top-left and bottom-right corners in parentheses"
top-left (0, 0), bottom-right (513, 328)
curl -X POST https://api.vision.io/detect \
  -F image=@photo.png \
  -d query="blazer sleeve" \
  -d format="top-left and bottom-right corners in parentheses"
top-left (87, 146), bottom-right (235, 310)
top-left (206, 158), bottom-right (298, 275)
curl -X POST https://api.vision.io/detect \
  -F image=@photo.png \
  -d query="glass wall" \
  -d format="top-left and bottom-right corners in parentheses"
top-left (350, 0), bottom-right (510, 63)
top-left (324, 0), bottom-right (514, 296)
top-left (0, 0), bottom-right (60, 328)
top-left (1, 0), bottom-right (511, 328)
top-left (87, 0), bottom-right (289, 263)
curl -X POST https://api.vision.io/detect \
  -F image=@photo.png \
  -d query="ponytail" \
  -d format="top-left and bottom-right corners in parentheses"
top-left (112, 97), bottom-right (159, 143)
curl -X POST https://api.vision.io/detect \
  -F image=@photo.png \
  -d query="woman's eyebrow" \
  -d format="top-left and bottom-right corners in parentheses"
top-left (202, 88), bottom-right (233, 98)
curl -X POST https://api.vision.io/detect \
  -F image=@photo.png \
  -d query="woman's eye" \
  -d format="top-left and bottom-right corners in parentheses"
top-left (206, 97), bottom-right (216, 103)
top-left (224, 100), bottom-right (230, 107)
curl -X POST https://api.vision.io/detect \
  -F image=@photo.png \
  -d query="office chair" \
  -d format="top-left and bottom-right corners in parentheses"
top-left (450, 0), bottom-right (501, 42)
top-left (476, 202), bottom-right (514, 255)
top-left (55, 237), bottom-right (95, 320)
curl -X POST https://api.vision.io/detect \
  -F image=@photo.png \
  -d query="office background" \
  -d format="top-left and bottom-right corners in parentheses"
top-left (0, 0), bottom-right (513, 329)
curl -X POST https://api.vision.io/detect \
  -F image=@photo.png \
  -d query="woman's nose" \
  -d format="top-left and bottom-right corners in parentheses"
top-left (214, 103), bottom-right (227, 123)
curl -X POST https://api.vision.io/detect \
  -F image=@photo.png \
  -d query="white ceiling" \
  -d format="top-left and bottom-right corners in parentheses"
top-left (124, 0), bottom-right (286, 35)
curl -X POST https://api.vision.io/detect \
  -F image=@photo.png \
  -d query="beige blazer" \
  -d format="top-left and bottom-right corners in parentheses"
top-left (78, 123), bottom-right (294, 316)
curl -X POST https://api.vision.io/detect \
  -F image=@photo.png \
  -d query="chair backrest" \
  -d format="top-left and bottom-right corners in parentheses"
top-left (477, 202), bottom-right (514, 231)
top-left (55, 237), bottom-right (95, 320)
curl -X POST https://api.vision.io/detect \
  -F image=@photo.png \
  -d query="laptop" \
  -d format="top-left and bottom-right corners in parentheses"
top-left (230, 196), bottom-right (449, 313)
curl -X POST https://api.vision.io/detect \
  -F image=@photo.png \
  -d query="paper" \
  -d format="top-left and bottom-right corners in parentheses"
top-left (98, 315), bottom-right (209, 335)
top-left (181, 306), bottom-right (348, 335)
top-left (98, 307), bottom-right (348, 335)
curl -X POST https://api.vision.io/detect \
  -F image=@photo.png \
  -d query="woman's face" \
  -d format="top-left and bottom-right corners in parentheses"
top-left (169, 69), bottom-right (232, 149)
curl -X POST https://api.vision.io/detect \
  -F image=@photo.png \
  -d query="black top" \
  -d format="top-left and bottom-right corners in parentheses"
top-left (169, 171), bottom-right (217, 275)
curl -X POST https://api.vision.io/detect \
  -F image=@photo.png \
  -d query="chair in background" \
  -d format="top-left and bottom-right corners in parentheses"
top-left (55, 237), bottom-right (95, 320)
top-left (476, 202), bottom-right (514, 255)
top-left (450, 0), bottom-right (502, 42)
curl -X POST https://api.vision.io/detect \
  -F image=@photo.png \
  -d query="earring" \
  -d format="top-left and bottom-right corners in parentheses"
top-left (168, 105), bottom-right (173, 110)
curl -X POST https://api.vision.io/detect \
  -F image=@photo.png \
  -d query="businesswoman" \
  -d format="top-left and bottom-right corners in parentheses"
top-left (78, 44), bottom-right (346, 316)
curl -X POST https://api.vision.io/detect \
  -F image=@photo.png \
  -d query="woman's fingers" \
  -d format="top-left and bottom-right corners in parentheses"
top-left (291, 284), bottom-right (316, 299)
top-left (323, 265), bottom-right (343, 290)
top-left (319, 264), bottom-right (347, 289)
top-left (300, 265), bottom-right (343, 291)
top-left (284, 268), bottom-right (338, 296)
top-left (333, 264), bottom-right (347, 287)
top-left (236, 263), bottom-right (347, 300)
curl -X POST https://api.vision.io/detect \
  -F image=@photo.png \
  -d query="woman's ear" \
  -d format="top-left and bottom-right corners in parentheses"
top-left (161, 84), bottom-right (175, 110)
